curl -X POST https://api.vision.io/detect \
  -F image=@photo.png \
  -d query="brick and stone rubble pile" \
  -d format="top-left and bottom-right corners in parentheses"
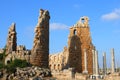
top-left (1, 66), bottom-right (52, 80)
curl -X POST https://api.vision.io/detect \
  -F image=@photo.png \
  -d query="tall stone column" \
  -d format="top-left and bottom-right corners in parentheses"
top-left (95, 50), bottom-right (99, 75)
top-left (92, 49), bottom-right (95, 75)
top-left (111, 48), bottom-right (115, 73)
top-left (83, 49), bottom-right (88, 74)
top-left (116, 61), bottom-right (118, 72)
top-left (103, 52), bottom-right (107, 75)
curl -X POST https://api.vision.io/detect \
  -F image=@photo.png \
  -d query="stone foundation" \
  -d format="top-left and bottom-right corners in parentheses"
top-left (52, 68), bottom-right (75, 80)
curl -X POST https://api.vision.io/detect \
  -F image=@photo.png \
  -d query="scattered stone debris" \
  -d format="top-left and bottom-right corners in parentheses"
top-left (0, 66), bottom-right (53, 80)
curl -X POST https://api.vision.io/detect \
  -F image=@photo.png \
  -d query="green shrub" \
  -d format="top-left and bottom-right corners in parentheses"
top-left (5, 64), bottom-right (16, 73)
top-left (0, 46), bottom-right (29, 73)
top-left (0, 45), bottom-right (6, 60)
top-left (13, 59), bottom-right (29, 68)
top-left (0, 47), bottom-right (6, 69)
top-left (0, 62), bottom-right (4, 69)
top-left (0, 54), bottom-right (4, 60)
top-left (5, 59), bottom-right (29, 73)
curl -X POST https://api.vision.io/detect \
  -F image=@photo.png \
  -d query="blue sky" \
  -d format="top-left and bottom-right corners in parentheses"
top-left (0, 0), bottom-right (120, 68)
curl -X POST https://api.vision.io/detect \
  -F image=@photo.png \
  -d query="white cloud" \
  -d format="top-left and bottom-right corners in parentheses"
top-left (101, 8), bottom-right (120, 21)
top-left (50, 23), bottom-right (69, 30)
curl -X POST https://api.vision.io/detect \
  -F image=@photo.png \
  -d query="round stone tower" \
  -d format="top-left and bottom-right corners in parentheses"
top-left (30, 9), bottom-right (50, 68)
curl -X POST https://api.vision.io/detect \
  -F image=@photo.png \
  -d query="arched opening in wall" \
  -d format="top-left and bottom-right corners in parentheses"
top-left (58, 64), bottom-right (60, 70)
top-left (74, 29), bottom-right (77, 35)
top-left (7, 60), bottom-right (11, 64)
top-left (54, 64), bottom-right (56, 70)
top-left (49, 64), bottom-right (51, 69)
top-left (81, 18), bottom-right (85, 23)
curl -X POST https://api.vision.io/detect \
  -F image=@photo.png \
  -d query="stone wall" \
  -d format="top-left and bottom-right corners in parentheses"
top-left (51, 68), bottom-right (75, 80)
top-left (5, 45), bottom-right (31, 65)
top-left (49, 16), bottom-right (94, 74)
top-left (75, 73), bottom-right (88, 80)
top-left (68, 16), bottom-right (94, 74)
top-left (49, 47), bottom-right (69, 71)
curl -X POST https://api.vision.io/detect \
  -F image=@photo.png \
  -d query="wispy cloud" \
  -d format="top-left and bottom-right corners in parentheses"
top-left (50, 23), bottom-right (69, 30)
top-left (101, 8), bottom-right (120, 21)
top-left (73, 4), bottom-right (80, 8)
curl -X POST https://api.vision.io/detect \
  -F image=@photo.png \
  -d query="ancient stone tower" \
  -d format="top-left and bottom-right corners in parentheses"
top-left (30, 9), bottom-right (50, 68)
top-left (6, 23), bottom-right (17, 55)
top-left (68, 16), bottom-right (94, 74)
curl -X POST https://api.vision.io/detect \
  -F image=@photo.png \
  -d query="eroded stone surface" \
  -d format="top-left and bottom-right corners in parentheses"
top-left (6, 23), bottom-right (17, 55)
top-left (30, 9), bottom-right (50, 68)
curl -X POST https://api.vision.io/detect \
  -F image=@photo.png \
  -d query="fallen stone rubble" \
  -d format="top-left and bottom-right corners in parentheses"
top-left (0, 66), bottom-right (53, 80)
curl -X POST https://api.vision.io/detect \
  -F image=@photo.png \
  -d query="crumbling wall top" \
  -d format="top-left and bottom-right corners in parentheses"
top-left (72, 16), bottom-right (89, 28)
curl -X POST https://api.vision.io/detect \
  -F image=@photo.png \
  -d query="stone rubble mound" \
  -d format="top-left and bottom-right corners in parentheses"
top-left (7, 66), bottom-right (52, 80)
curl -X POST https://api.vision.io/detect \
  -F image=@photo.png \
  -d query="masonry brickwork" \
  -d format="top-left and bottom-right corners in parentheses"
top-left (49, 16), bottom-right (94, 74)
top-left (30, 9), bottom-right (50, 68)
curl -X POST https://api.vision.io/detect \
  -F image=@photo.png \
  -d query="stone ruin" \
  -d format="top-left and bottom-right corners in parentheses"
top-left (49, 16), bottom-right (95, 74)
top-left (6, 23), bottom-right (17, 55)
top-left (4, 12), bottom-right (95, 75)
top-left (4, 22), bottom-right (31, 65)
top-left (49, 47), bottom-right (69, 71)
top-left (5, 45), bottom-right (31, 65)
top-left (1, 9), bottom-right (120, 80)
top-left (5, 9), bottom-right (50, 68)
top-left (30, 9), bottom-right (50, 68)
